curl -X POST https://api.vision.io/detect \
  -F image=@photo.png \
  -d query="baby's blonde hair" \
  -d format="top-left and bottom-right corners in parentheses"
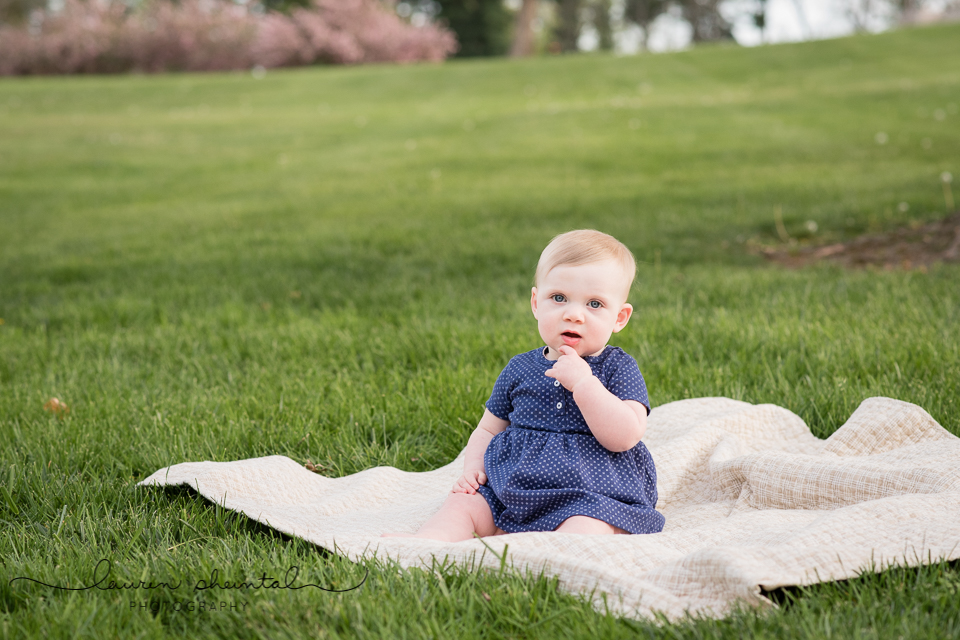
top-left (535, 230), bottom-right (636, 298)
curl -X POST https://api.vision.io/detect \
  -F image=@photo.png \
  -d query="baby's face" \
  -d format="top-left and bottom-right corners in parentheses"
top-left (531, 259), bottom-right (633, 361)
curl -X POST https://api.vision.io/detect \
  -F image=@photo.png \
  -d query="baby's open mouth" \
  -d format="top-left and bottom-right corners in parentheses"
top-left (561, 331), bottom-right (582, 345)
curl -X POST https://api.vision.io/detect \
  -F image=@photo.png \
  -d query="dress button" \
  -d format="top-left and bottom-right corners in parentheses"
top-left (554, 380), bottom-right (560, 387)
top-left (556, 402), bottom-right (563, 409)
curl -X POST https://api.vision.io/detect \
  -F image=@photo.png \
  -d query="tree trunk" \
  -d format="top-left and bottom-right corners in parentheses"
top-left (593, 0), bottom-right (613, 51)
top-left (678, 0), bottom-right (734, 43)
top-left (624, 0), bottom-right (667, 51)
top-left (898, 0), bottom-right (924, 23)
top-left (554, 0), bottom-right (582, 53)
top-left (509, 0), bottom-right (539, 57)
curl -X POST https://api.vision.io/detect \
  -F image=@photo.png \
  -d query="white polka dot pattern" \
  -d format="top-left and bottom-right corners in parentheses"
top-left (477, 346), bottom-right (664, 534)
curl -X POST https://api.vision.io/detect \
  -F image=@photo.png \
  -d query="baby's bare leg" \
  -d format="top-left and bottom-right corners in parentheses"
top-left (414, 492), bottom-right (499, 541)
top-left (383, 492), bottom-right (499, 542)
top-left (555, 515), bottom-right (627, 535)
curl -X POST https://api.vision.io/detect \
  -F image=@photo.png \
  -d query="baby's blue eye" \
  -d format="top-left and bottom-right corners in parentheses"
top-left (588, 300), bottom-right (602, 309)
top-left (551, 294), bottom-right (565, 303)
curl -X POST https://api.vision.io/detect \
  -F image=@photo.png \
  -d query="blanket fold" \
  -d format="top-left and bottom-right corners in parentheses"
top-left (139, 396), bottom-right (960, 621)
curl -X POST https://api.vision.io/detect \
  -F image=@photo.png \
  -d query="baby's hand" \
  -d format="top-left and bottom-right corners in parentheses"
top-left (545, 345), bottom-right (594, 391)
top-left (452, 469), bottom-right (487, 494)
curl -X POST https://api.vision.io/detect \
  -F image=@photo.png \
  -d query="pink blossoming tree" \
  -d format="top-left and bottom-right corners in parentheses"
top-left (0, 0), bottom-right (457, 75)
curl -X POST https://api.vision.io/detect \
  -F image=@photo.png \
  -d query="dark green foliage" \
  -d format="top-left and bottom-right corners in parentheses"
top-left (0, 0), bottom-right (44, 25)
top-left (259, 0), bottom-right (313, 13)
top-left (436, 0), bottom-right (513, 56)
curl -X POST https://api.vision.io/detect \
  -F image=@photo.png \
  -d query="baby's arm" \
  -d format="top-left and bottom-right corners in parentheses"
top-left (546, 345), bottom-right (646, 452)
top-left (452, 409), bottom-right (509, 494)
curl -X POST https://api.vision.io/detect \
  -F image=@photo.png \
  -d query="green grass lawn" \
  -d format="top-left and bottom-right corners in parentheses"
top-left (2, 22), bottom-right (959, 638)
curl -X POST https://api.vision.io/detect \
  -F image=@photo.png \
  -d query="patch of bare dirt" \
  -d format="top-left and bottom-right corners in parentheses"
top-left (761, 211), bottom-right (960, 271)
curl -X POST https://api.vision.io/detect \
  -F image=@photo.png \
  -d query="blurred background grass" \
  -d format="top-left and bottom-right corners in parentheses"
top-left (1, 22), bottom-right (959, 638)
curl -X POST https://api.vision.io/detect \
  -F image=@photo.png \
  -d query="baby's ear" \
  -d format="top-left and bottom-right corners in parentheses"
top-left (613, 303), bottom-right (633, 332)
top-left (530, 287), bottom-right (539, 317)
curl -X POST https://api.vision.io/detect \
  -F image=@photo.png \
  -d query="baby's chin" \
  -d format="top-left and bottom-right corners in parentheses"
top-left (547, 343), bottom-right (606, 359)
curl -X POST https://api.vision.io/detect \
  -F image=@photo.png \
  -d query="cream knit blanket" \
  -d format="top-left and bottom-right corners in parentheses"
top-left (139, 397), bottom-right (960, 621)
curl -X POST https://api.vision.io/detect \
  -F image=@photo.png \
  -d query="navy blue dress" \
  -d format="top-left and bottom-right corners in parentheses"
top-left (476, 346), bottom-right (664, 535)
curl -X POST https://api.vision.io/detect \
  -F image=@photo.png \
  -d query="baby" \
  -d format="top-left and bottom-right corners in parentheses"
top-left (389, 229), bottom-right (663, 541)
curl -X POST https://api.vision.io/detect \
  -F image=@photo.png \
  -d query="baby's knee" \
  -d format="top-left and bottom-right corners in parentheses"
top-left (444, 492), bottom-right (497, 536)
top-left (445, 491), bottom-right (487, 516)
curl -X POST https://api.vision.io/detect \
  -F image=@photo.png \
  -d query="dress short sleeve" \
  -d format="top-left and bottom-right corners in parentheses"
top-left (602, 350), bottom-right (650, 415)
top-left (485, 359), bottom-right (518, 420)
